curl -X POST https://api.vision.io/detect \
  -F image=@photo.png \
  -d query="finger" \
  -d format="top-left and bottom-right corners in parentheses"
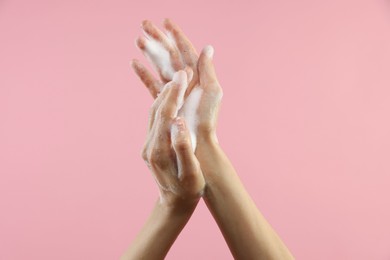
top-left (198, 45), bottom-right (222, 95)
top-left (183, 66), bottom-right (194, 98)
top-left (147, 81), bottom-right (172, 131)
top-left (184, 66), bottom-right (193, 84)
top-left (197, 45), bottom-right (220, 89)
top-left (141, 20), bottom-right (184, 79)
top-left (163, 19), bottom-right (199, 97)
top-left (146, 72), bottom-right (188, 175)
top-left (135, 36), bottom-right (147, 51)
top-left (163, 18), bottom-right (199, 69)
top-left (142, 20), bottom-right (172, 50)
top-left (157, 71), bottom-right (189, 124)
top-left (136, 35), bottom-right (173, 81)
top-left (148, 70), bottom-right (188, 131)
top-left (184, 65), bottom-right (197, 99)
top-left (171, 117), bottom-right (204, 191)
top-left (131, 59), bottom-right (162, 99)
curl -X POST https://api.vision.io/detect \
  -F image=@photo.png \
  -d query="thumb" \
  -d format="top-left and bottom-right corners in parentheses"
top-left (197, 45), bottom-right (219, 88)
top-left (171, 117), bottom-right (201, 182)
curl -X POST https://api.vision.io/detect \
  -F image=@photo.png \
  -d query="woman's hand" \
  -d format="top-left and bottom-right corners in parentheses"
top-left (132, 19), bottom-right (223, 151)
top-left (141, 69), bottom-right (205, 210)
top-left (133, 19), bottom-right (198, 94)
top-left (131, 19), bottom-right (294, 260)
top-left (121, 70), bottom-right (205, 260)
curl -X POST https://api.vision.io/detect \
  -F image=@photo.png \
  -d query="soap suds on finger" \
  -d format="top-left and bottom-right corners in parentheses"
top-left (172, 71), bottom-right (189, 117)
top-left (178, 86), bottom-right (203, 152)
top-left (143, 35), bottom-right (176, 80)
top-left (140, 28), bottom-right (204, 153)
top-left (166, 31), bottom-right (178, 50)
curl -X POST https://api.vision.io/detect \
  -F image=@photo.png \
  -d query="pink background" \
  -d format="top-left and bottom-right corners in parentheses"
top-left (1, 0), bottom-right (390, 259)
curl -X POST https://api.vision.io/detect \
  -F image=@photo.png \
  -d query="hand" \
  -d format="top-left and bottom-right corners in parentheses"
top-left (141, 69), bottom-right (205, 209)
top-left (128, 20), bottom-right (294, 260)
top-left (133, 19), bottom-right (198, 93)
top-left (132, 19), bottom-right (223, 151)
top-left (122, 71), bottom-right (206, 260)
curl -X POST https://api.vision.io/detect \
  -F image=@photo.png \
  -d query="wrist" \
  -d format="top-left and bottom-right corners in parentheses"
top-left (158, 195), bottom-right (200, 217)
top-left (195, 136), bottom-right (227, 175)
top-left (195, 132), bottom-right (238, 185)
top-left (124, 197), bottom-right (198, 260)
top-left (197, 131), bottom-right (219, 148)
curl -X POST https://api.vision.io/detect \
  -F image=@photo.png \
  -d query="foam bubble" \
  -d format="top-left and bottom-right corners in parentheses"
top-left (144, 37), bottom-right (175, 80)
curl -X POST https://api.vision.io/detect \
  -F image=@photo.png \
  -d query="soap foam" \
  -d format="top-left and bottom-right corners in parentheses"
top-left (172, 71), bottom-right (188, 117)
top-left (144, 36), bottom-right (175, 80)
top-left (142, 33), bottom-right (203, 152)
top-left (166, 31), bottom-right (177, 49)
top-left (178, 86), bottom-right (203, 152)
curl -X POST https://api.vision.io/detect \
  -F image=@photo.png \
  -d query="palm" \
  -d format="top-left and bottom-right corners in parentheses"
top-left (132, 19), bottom-right (222, 150)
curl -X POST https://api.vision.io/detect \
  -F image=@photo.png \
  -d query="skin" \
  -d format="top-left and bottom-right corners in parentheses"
top-left (121, 71), bottom-right (204, 260)
top-left (125, 19), bottom-right (295, 260)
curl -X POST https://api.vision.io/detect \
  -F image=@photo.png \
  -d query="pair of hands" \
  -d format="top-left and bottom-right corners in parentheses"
top-left (127, 19), bottom-right (295, 260)
top-left (131, 19), bottom-right (222, 208)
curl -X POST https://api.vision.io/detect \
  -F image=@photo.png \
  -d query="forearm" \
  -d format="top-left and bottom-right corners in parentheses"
top-left (197, 139), bottom-right (294, 260)
top-left (121, 198), bottom-right (198, 260)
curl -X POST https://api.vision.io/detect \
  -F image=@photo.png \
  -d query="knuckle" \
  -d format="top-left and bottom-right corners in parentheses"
top-left (158, 105), bottom-right (172, 120)
top-left (175, 139), bottom-right (190, 153)
top-left (186, 58), bottom-right (196, 69)
top-left (148, 150), bottom-right (159, 165)
top-left (149, 149), bottom-right (169, 170)
top-left (180, 173), bottom-right (205, 197)
top-left (152, 82), bottom-right (161, 93)
top-left (141, 147), bottom-right (148, 162)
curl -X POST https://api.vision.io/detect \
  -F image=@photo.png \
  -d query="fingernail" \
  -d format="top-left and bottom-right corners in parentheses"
top-left (135, 37), bottom-right (146, 50)
top-left (163, 18), bottom-right (170, 26)
top-left (130, 61), bottom-right (136, 71)
top-left (163, 18), bottom-right (173, 30)
top-left (141, 20), bottom-right (149, 28)
top-left (204, 45), bottom-right (214, 59)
